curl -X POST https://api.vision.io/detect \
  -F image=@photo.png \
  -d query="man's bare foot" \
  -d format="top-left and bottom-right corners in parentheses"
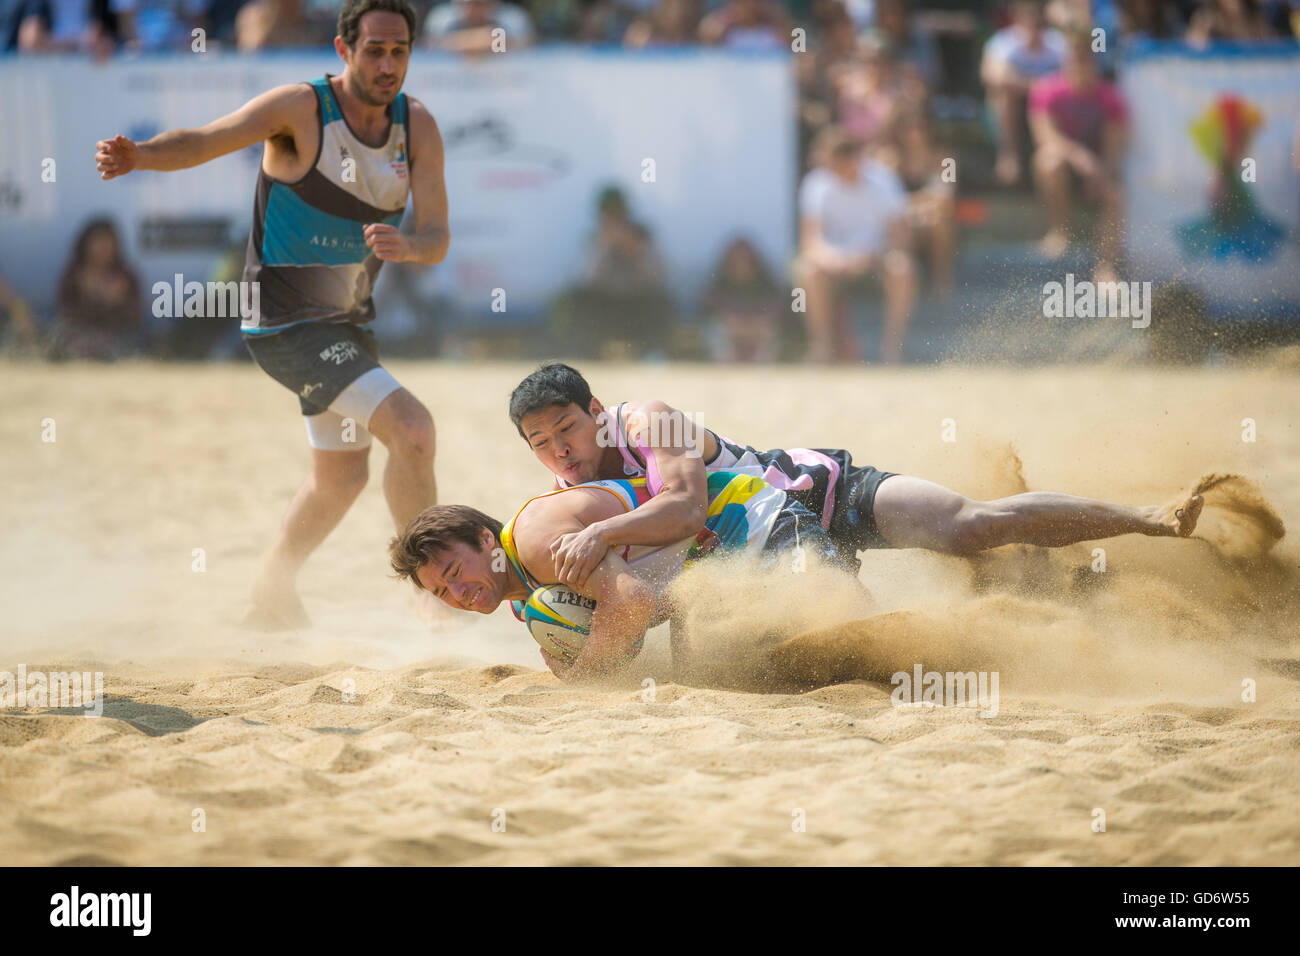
top-left (243, 576), bottom-right (310, 631)
top-left (1039, 230), bottom-right (1069, 259)
top-left (1144, 492), bottom-right (1205, 538)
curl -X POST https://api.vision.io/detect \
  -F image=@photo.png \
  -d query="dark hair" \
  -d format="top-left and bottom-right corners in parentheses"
top-left (709, 236), bottom-right (778, 296)
top-left (508, 363), bottom-right (595, 439)
top-left (338, 0), bottom-right (417, 48)
top-left (59, 216), bottom-right (136, 308)
top-left (65, 217), bottom-right (124, 271)
top-left (389, 505), bottom-right (503, 590)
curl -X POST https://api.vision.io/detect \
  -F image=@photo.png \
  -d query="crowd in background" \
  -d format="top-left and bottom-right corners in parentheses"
top-left (2, 0), bottom-right (1297, 363)
top-left (3, 0), bottom-right (1297, 56)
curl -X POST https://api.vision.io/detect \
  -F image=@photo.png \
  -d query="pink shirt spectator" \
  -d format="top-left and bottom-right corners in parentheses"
top-left (1029, 73), bottom-right (1126, 153)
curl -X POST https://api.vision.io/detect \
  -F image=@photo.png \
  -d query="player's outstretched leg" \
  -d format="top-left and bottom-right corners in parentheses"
top-left (872, 475), bottom-right (1204, 555)
top-left (246, 447), bottom-right (371, 629)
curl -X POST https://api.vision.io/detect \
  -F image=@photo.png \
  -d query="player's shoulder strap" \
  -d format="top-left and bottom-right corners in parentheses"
top-left (309, 76), bottom-right (340, 125)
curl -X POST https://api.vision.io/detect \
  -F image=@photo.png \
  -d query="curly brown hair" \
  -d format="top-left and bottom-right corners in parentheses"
top-left (389, 505), bottom-right (504, 590)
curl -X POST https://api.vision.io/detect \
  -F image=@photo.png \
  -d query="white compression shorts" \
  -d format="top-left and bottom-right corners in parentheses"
top-left (303, 367), bottom-right (403, 451)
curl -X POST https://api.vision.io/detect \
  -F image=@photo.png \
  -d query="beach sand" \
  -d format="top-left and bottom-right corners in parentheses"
top-left (1, 358), bottom-right (1297, 865)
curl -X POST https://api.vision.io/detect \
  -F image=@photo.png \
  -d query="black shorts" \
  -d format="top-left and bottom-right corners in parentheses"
top-left (760, 499), bottom-right (850, 572)
top-left (826, 459), bottom-right (898, 557)
top-left (243, 321), bottom-right (383, 415)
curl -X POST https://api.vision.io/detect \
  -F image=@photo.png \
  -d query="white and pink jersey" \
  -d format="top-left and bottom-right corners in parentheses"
top-left (557, 402), bottom-right (849, 530)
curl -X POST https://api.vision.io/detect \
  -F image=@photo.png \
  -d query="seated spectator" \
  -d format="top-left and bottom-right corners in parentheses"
top-left (1029, 31), bottom-right (1127, 279)
top-left (236, 0), bottom-right (335, 50)
top-left (53, 218), bottom-right (145, 361)
top-left (1187, 0), bottom-right (1279, 44)
top-left (423, 0), bottom-right (534, 52)
top-left (6, 0), bottom-right (119, 54)
top-left (868, 0), bottom-right (941, 91)
top-left (624, 0), bottom-right (698, 48)
top-left (878, 111), bottom-right (958, 299)
top-left (981, 0), bottom-right (1067, 186)
top-left (796, 1), bottom-right (859, 167)
top-left (701, 237), bottom-right (784, 363)
top-left (568, 186), bottom-right (675, 359)
top-left (698, 0), bottom-right (789, 50)
top-left (834, 41), bottom-right (909, 150)
top-left (796, 126), bottom-right (916, 364)
top-left (0, 272), bottom-right (40, 353)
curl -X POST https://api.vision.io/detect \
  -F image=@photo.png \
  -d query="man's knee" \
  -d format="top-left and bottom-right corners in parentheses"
top-left (374, 396), bottom-right (436, 461)
top-left (947, 501), bottom-right (1008, 555)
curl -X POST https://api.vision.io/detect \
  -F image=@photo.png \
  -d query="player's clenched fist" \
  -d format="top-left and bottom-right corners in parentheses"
top-left (363, 223), bottom-right (409, 262)
top-left (95, 134), bottom-right (138, 180)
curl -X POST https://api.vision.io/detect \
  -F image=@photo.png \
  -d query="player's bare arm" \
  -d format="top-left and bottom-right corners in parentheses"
top-left (94, 83), bottom-right (316, 180)
top-left (364, 99), bottom-right (450, 265)
top-left (514, 491), bottom-right (656, 681)
top-left (550, 399), bottom-right (709, 589)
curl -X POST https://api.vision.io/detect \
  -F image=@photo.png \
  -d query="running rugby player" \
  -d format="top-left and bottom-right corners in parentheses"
top-left (95, 0), bottom-right (448, 628)
top-left (507, 364), bottom-right (1205, 588)
top-left (389, 471), bottom-right (847, 682)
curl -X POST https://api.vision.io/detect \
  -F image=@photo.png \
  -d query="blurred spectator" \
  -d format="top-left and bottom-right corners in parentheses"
top-left (0, 272), bottom-right (40, 353)
top-left (525, 0), bottom-right (584, 40)
top-left (1029, 31), bottom-right (1127, 278)
top-left (834, 41), bottom-right (911, 150)
top-left (1187, 0), bottom-right (1279, 43)
top-left (797, 126), bottom-right (916, 364)
top-left (624, 0), bottom-right (698, 47)
top-left (796, 0), bottom-right (858, 166)
top-left (1116, 0), bottom-right (1187, 42)
top-left (237, 0), bottom-right (335, 50)
top-left (424, 0), bottom-right (534, 51)
top-left (701, 237), bottom-right (784, 362)
top-left (878, 111), bottom-right (958, 298)
top-left (116, 0), bottom-right (206, 50)
top-left (52, 218), bottom-right (145, 361)
top-left (867, 0), bottom-right (941, 90)
top-left (698, 0), bottom-right (789, 49)
top-left (566, 186), bottom-right (676, 359)
top-left (5, 0), bottom-right (119, 54)
top-left (981, 0), bottom-right (1067, 186)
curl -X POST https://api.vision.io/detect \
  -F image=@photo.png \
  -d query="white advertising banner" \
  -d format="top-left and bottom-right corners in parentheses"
top-left (1121, 46), bottom-right (1300, 318)
top-left (0, 50), bottom-right (795, 324)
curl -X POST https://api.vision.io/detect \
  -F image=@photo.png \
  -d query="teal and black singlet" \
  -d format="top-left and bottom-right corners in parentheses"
top-left (242, 75), bottom-right (410, 336)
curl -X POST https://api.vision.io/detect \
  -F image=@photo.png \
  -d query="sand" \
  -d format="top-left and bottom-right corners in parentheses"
top-left (1, 358), bottom-right (1297, 865)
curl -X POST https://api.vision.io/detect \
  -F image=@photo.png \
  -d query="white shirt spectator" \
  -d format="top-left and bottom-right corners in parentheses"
top-left (983, 24), bottom-right (1067, 81)
top-left (798, 158), bottom-right (907, 256)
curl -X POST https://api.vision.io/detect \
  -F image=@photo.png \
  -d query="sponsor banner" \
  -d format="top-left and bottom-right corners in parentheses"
top-left (1121, 44), bottom-right (1300, 319)
top-left (0, 51), bottom-right (795, 325)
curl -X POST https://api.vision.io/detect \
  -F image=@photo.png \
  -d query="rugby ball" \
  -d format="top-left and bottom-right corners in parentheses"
top-left (522, 585), bottom-right (643, 665)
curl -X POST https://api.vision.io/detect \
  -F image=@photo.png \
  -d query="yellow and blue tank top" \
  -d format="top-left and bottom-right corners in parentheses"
top-left (502, 472), bottom-right (786, 620)
top-left (242, 75), bottom-right (410, 334)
